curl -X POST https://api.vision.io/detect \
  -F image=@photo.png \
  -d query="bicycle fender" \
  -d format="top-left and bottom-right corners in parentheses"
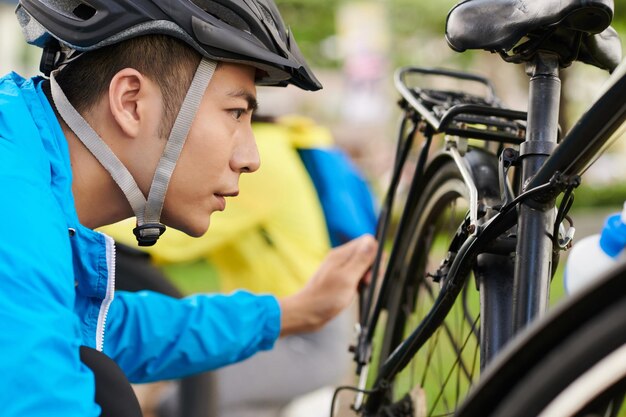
top-left (425, 147), bottom-right (500, 203)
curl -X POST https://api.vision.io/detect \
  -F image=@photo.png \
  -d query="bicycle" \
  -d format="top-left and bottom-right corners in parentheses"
top-left (334, 0), bottom-right (626, 416)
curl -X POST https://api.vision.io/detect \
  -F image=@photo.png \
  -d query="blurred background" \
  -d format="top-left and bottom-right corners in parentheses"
top-left (2, 0), bottom-right (625, 211)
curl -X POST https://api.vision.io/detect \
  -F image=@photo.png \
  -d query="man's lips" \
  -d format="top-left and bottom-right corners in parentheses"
top-left (214, 191), bottom-right (239, 211)
top-left (216, 191), bottom-right (239, 198)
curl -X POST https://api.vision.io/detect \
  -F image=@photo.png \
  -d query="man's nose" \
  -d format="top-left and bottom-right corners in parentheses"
top-left (232, 129), bottom-right (260, 173)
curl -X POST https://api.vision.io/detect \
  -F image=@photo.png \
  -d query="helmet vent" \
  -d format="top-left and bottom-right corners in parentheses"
top-left (72, 3), bottom-right (96, 20)
top-left (256, 3), bottom-right (274, 25)
top-left (190, 0), bottom-right (251, 33)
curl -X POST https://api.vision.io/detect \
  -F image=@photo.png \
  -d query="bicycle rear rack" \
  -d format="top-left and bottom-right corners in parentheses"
top-left (395, 66), bottom-right (528, 144)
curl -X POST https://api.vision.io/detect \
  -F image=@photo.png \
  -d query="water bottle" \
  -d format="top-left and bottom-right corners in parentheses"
top-left (564, 202), bottom-right (626, 295)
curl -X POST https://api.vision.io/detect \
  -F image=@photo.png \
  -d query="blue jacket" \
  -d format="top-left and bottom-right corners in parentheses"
top-left (0, 73), bottom-right (281, 416)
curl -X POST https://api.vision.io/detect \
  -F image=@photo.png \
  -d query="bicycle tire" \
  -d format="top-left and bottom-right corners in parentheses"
top-left (366, 151), bottom-right (503, 416)
top-left (456, 261), bottom-right (626, 417)
top-left (492, 296), bottom-right (626, 417)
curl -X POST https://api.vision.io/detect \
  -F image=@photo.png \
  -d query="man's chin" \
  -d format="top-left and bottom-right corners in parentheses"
top-left (183, 220), bottom-right (210, 238)
top-left (185, 226), bottom-right (209, 238)
top-left (163, 215), bottom-right (210, 238)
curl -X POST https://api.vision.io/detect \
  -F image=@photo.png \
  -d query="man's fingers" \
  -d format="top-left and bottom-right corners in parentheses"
top-left (341, 235), bottom-right (377, 275)
top-left (329, 234), bottom-right (376, 262)
top-left (360, 268), bottom-right (373, 286)
top-left (330, 234), bottom-right (373, 257)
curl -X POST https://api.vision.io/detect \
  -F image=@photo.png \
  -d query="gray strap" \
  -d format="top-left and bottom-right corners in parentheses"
top-left (49, 70), bottom-right (148, 218)
top-left (50, 58), bottom-right (217, 245)
top-left (142, 59), bottom-right (217, 232)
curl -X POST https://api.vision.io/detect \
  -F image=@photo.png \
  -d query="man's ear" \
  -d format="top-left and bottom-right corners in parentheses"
top-left (108, 68), bottom-right (153, 138)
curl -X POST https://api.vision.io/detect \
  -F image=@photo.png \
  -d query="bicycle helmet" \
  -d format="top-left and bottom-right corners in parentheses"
top-left (16, 0), bottom-right (322, 246)
top-left (16, 0), bottom-right (321, 90)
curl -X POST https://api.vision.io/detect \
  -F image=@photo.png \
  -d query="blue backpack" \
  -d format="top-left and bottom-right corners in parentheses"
top-left (298, 148), bottom-right (378, 247)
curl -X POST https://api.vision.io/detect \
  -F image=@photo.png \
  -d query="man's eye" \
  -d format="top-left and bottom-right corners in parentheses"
top-left (231, 109), bottom-right (245, 120)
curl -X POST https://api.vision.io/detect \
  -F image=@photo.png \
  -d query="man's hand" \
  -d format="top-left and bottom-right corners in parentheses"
top-left (279, 234), bottom-right (377, 336)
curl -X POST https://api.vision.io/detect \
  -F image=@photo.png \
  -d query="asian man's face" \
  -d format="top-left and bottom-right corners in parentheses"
top-left (161, 62), bottom-right (260, 237)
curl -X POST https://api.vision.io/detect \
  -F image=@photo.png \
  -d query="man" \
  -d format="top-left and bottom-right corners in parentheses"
top-left (0, 1), bottom-right (377, 416)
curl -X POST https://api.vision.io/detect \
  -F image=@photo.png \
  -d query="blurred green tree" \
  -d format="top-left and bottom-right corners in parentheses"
top-left (278, 0), bottom-right (625, 69)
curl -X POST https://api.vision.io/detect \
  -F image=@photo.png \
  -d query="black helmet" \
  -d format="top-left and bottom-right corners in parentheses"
top-left (16, 0), bottom-right (322, 91)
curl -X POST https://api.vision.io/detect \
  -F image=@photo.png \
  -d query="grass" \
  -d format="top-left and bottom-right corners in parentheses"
top-left (160, 259), bottom-right (221, 295)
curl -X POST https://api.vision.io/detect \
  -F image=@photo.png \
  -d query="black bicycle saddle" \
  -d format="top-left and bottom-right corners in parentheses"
top-left (446, 0), bottom-right (613, 52)
top-left (446, 0), bottom-right (621, 71)
top-left (577, 26), bottom-right (622, 72)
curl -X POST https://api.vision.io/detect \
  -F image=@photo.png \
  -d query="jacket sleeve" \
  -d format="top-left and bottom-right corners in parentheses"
top-left (0, 79), bottom-right (100, 416)
top-left (103, 289), bottom-right (281, 383)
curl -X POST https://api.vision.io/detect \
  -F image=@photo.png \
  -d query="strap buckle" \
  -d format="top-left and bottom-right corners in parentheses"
top-left (133, 223), bottom-right (166, 247)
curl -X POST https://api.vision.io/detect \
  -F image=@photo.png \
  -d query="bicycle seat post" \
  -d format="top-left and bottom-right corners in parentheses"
top-left (513, 52), bottom-right (561, 331)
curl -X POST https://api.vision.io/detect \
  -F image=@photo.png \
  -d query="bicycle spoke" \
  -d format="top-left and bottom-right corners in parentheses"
top-left (428, 315), bottom-right (480, 415)
top-left (455, 312), bottom-right (464, 408)
top-left (423, 277), bottom-right (474, 381)
top-left (463, 286), bottom-right (480, 340)
top-left (418, 281), bottom-right (438, 389)
top-left (431, 412), bottom-right (456, 417)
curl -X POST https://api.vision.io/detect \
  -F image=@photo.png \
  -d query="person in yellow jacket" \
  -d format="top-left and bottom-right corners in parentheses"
top-left (102, 115), bottom-right (378, 417)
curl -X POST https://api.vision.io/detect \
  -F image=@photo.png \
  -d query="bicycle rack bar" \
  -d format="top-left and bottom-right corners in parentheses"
top-left (439, 104), bottom-right (527, 143)
top-left (447, 138), bottom-right (479, 235)
top-left (395, 66), bottom-right (498, 129)
top-left (395, 70), bottom-right (441, 129)
top-left (396, 66), bottom-right (497, 100)
top-left (439, 104), bottom-right (527, 127)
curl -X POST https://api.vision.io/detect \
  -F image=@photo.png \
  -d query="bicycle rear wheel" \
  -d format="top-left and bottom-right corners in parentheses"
top-left (492, 297), bottom-right (626, 417)
top-left (366, 151), bottom-right (504, 416)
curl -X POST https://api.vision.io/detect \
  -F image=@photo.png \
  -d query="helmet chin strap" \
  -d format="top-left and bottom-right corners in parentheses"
top-left (50, 58), bottom-right (217, 246)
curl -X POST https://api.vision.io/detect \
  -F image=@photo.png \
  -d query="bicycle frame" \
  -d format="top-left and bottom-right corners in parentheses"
top-left (356, 57), bottom-right (626, 414)
top-left (513, 53), bottom-right (626, 330)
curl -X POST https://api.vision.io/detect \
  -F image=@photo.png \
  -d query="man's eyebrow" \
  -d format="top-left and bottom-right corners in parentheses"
top-left (227, 89), bottom-right (259, 111)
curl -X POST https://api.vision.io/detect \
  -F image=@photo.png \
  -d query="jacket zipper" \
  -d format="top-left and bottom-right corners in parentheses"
top-left (96, 233), bottom-right (116, 352)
